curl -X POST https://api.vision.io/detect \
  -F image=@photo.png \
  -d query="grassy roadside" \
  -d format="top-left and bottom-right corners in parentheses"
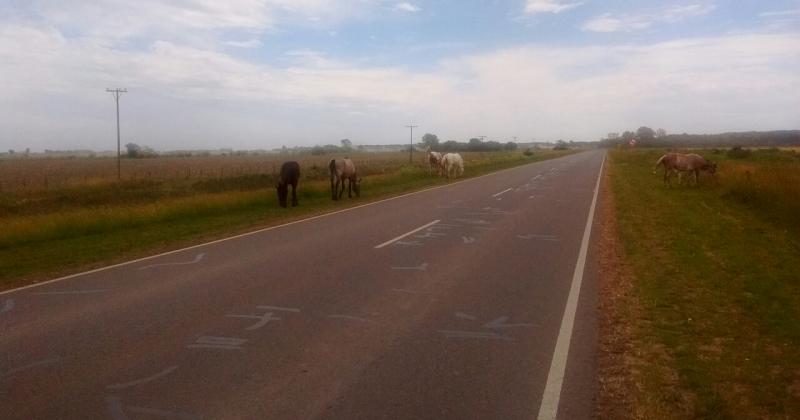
top-left (0, 150), bottom-right (575, 291)
top-left (599, 148), bottom-right (800, 418)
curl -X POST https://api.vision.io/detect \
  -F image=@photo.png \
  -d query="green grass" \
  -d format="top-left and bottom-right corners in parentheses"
top-left (0, 150), bottom-right (574, 290)
top-left (608, 148), bottom-right (800, 418)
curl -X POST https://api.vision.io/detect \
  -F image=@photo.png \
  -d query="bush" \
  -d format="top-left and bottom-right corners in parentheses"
top-left (727, 146), bottom-right (751, 159)
top-left (523, 148), bottom-right (534, 156)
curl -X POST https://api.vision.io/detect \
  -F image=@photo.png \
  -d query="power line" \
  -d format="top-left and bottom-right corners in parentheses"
top-left (106, 88), bottom-right (127, 180)
top-left (405, 123), bottom-right (418, 164)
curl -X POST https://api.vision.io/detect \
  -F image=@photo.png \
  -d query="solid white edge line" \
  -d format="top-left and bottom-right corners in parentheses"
top-left (0, 151), bottom-right (588, 297)
top-left (374, 220), bottom-right (440, 249)
top-left (492, 187), bottom-right (513, 197)
top-left (536, 153), bottom-right (605, 420)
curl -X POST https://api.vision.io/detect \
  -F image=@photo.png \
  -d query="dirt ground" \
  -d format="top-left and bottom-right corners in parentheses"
top-left (595, 166), bottom-right (638, 419)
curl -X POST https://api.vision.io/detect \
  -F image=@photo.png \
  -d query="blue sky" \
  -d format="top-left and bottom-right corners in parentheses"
top-left (1, 1), bottom-right (799, 151)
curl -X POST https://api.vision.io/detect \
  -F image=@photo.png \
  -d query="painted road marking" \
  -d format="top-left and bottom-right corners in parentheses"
top-left (492, 188), bottom-right (512, 197)
top-left (1, 357), bottom-right (61, 379)
top-left (138, 253), bottom-right (205, 270)
top-left (106, 365), bottom-right (179, 390)
top-left (1, 153), bottom-right (581, 297)
top-left (517, 234), bottom-right (560, 241)
top-left (1, 299), bottom-right (13, 314)
top-left (187, 336), bottom-right (247, 350)
top-left (32, 289), bottom-right (110, 295)
top-left (483, 316), bottom-right (534, 329)
top-left (536, 154), bottom-right (605, 420)
top-left (327, 315), bottom-right (378, 324)
top-left (256, 305), bottom-right (301, 313)
top-left (374, 220), bottom-right (440, 249)
top-left (438, 330), bottom-right (513, 341)
top-left (455, 312), bottom-right (477, 320)
top-left (226, 311), bottom-right (282, 331)
top-left (391, 263), bottom-right (429, 271)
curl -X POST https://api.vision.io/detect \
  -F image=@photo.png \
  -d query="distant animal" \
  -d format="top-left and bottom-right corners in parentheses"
top-left (440, 153), bottom-right (464, 179)
top-left (276, 161), bottom-right (300, 208)
top-left (426, 147), bottom-right (442, 176)
top-left (329, 158), bottom-right (361, 200)
top-left (653, 152), bottom-right (717, 187)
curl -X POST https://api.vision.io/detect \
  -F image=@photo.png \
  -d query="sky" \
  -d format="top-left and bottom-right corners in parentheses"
top-left (1, 0), bottom-right (799, 152)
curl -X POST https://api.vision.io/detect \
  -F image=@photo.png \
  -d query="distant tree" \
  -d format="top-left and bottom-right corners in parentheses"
top-left (421, 133), bottom-right (440, 150)
top-left (311, 146), bottom-right (326, 155)
top-left (636, 126), bottom-right (656, 143)
top-left (504, 141), bottom-right (518, 151)
top-left (340, 139), bottom-right (352, 150)
top-left (442, 140), bottom-right (461, 151)
top-left (607, 132), bottom-right (619, 140)
top-left (656, 128), bottom-right (667, 138)
top-left (8, 149), bottom-right (14, 155)
top-left (621, 131), bottom-right (636, 143)
top-left (125, 142), bottom-right (141, 158)
top-left (553, 140), bottom-right (569, 150)
top-left (467, 138), bottom-right (484, 151)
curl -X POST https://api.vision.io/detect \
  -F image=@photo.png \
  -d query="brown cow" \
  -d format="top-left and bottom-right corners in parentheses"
top-left (653, 153), bottom-right (716, 187)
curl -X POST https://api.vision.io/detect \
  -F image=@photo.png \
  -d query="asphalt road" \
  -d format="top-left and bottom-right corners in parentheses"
top-left (1, 150), bottom-right (605, 420)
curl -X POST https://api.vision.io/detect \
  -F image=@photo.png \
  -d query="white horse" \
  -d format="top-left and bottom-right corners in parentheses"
top-left (426, 147), bottom-right (442, 176)
top-left (439, 153), bottom-right (464, 179)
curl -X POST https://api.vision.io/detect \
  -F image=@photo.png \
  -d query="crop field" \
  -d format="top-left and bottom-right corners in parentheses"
top-left (0, 152), bottom-right (426, 193)
top-left (601, 147), bottom-right (800, 418)
top-left (0, 149), bottom-right (574, 289)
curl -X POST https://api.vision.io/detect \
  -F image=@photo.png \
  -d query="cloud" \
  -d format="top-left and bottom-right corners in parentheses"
top-left (524, 0), bottom-right (582, 15)
top-left (225, 39), bottom-right (263, 48)
top-left (759, 9), bottom-right (800, 18)
top-left (582, 3), bottom-right (716, 32)
top-left (394, 2), bottom-right (421, 13)
top-left (1, 18), bottom-right (798, 150)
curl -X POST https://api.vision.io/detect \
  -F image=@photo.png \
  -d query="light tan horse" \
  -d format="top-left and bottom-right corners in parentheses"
top-left (329, 158), bottom-right (361, 200)
top-left (653, 152), bottom-right (716, 187)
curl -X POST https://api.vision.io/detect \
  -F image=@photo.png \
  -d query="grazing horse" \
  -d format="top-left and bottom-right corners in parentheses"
top-left (426, 147), bottom-right (442, 176)
top-left (329, 158), bottom-right (361, 200)
top-left (276, 161), bottom-right (300, 207)
top-left (653, 152), bottom-right (716, 187)
top-left (439, 153), bottom-right (464, 179)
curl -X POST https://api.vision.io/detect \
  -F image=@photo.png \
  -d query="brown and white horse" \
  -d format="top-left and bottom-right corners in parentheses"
top-left (426, 147), bottom-right (442, 176)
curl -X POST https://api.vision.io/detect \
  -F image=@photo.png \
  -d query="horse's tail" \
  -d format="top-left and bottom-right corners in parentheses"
top-left (653, 155), bottom-right (666, 174)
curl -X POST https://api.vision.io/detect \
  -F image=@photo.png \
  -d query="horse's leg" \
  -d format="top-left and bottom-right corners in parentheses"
top-left (291, 181), bottom-right (298, 206)
top-left (338, 178), bottom-right (345, 199)
top-left (331, 174), bottom-right (336, 200)
top-left (347, 178), bottom-right (352, 198)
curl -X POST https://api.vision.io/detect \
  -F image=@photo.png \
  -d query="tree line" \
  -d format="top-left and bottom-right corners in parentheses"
top-left (598, 128), bottom-right (800, 148)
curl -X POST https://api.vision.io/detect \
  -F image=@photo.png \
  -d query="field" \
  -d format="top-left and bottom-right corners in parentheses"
top-left (0, 149), bottom-right (574, 290)
top-left (599, 147), bottom-right (800, 418)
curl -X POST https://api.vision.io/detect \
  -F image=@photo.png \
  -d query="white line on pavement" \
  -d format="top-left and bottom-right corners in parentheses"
top-left (374, 220), bottom-right (440, 249)
top-left (536, 153), bottom-right (605, 420)
top-left (492, 188), bottom-right (512, 197)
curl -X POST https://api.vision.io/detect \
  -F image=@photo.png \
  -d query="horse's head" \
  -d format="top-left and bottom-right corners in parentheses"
top-left (705, 161), bottom-right (717, 174)
top-left (276, 180), bottom-right (288, 208)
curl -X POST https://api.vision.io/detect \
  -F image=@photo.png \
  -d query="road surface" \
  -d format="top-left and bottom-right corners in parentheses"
top-left (1, 150), bottom-right (605, 419)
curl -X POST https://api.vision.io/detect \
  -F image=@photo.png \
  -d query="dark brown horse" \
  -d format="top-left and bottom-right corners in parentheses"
top-left (276, 161), bottom-right (300, 207)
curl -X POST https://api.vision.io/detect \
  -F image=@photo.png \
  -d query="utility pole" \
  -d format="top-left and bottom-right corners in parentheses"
top-left (107, 88), bottom-right (127, 180)
top-left (405, 123), bottom-right (418, 164)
